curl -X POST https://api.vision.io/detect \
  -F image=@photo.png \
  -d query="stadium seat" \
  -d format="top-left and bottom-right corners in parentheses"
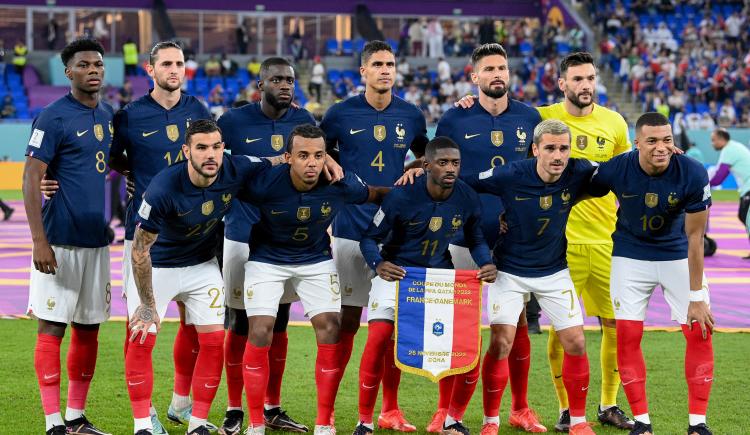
top-left (327, 69), bottom-right (341, 83)
top-left (556, 42), bottom-right (571, 55)
top-left (386, 39), bottom-right (398, 52)
top-left (353, 38), bottom-right (366, 53)
top-left (520, 41), bottom-right (532, 57)
top-left (341, 39), bottom-right (354, 56)
top-left (326, 39), bottom-right (339, 55)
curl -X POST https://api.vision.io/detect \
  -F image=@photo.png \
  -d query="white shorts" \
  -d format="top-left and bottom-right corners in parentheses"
top-left (244, 260), bottom-right (341, 318)
top-left (488, 269), bottom-right (583, 331)
top-left (333, 238), bottom-right (375, 307)
top-left (367, 276), bottom-right (399, 322)
top-left (611, 257), bottom-right (710, 324)
top-left (451, 244), bottom-right (529, 306)
top-left (122, 239), bottom-right (133, 298)
top-left (125, 257), bottom-right (225, 333)
top-left (28, 245), bottom-right (111, 325)
top-left (223, 238), bottom-right (298, 310)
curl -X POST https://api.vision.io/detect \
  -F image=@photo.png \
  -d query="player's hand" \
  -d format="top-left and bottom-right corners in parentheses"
top-left (40, 174), bottom-right (59, 199)
top-left (454, 94), bottom-right (477, 109)
top-left (668, 145), bottom-right (684, 155)
top-left (376, 261), bottom-right (406, 281)
top-left (32, 240), bottom-right (58, 274)
top-left (323, 155), bottom-right (344, 183)
top-left (499, 215), bottom-right (508, 234)
top-left (687, 300), bottom-right (714, 339)
top-left (395, 168), bottom-right (424, 186)
top-left (125, 172), bottom-right (135, 199)
top-left (477, 263), bottom-right (497, 283)
top-left (129, 303), bottom-right (160, 343)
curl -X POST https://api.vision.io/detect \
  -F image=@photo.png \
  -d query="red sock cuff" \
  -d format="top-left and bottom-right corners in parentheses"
top-left (68, 328), bottom-right (99, 382)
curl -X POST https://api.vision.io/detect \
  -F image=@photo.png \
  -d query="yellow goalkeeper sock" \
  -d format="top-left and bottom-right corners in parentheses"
top-left (547, 328), bottom-right (569, 410)
top-left (600, 323), bottom-right (621, 407)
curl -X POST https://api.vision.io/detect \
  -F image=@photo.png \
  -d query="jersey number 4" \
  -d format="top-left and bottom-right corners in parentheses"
top-left (371, 151), bottom-right (384, 173)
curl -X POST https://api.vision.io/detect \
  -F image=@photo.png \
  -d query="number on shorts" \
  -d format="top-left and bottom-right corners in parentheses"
top-left (330, 274), bottom-right (340, 295)
top-left (562, 289), bottom-right (575, 310)
top-left (208, 287), bottom-right (223, 308)
top-left (536, 218), bottom-right (551, 236)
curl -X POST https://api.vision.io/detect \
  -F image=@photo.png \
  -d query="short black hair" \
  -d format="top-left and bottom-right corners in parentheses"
top-left (471, 43), bottom-right (508, 66)
top-left (149, 40), bottom-right (183, 65)
top-left (713, 128), bottom-right (730, 142)
top-left (635, 112), bottom-right (670, 134)
top-left (361, 40), bottom-right (393, 65)
top-left (559, 52), bottom-right (595, 77)
top-left (425, 136), bottom-right (460, 161)
top-left (185, 119), bottom-right (222, 145)
top-left (286, 123), bottom-right (326, 152)
top-left (260, 57), bottom-right (294, 79)
top-left (60, 38), bottom-right (104, 66)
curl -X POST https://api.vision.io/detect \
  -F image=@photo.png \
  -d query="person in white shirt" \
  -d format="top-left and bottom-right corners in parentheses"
top-left (309, 56), bottom-right (325, 103)
top-left (437, 57), bottom-right (451, 82)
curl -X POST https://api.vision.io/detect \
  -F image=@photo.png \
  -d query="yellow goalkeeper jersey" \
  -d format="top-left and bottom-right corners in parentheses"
top-left (537, 103), bottom-right (631, 244)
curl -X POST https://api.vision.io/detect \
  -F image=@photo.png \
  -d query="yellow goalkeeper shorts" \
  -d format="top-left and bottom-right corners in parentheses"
top-left (566, 243), bottom-right (615, 319)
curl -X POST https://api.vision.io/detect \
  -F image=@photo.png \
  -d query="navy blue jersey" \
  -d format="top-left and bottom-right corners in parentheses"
top-left (360, 177), bottom-right (491, 270)
top-left (589, 152), bottom-right (712, 261)
top-left (436, 99), bottom-right (541, 247)
top-left (218, 103), bottom-right (316, 243)
top-left (320, 94), bottom-right (428, 241)
top-left (464, 158), bottom-right (596, 277)
top-left (240, 167), bottom-right (370, 265)
top-left (111, 92), bottom-right (211, 240)
top-left (136, 154), bottom-right (271, 268)
top-left (25, 94), bottom-right (114, 248)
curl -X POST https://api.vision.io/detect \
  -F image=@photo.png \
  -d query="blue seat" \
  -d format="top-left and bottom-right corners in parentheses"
top-left (695, 103), bottom-right (709, 114)
top-left (520, 41), bottom-right (532, 56)
top-left (386, 39), bottom-right (398, 52)
top-left (557, 42), bottom-right (571, 55)
top-left (341, 39), bottom-right (354, 56)
top-left (353, 38), bottom-right (366, 53)
top-left (327, 69), bottom-right (341, 83)
top-left (326, 39), bottom-right (339, 55)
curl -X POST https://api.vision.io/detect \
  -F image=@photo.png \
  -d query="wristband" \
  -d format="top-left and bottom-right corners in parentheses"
top-left (689, 289), bottom-right (707, 302)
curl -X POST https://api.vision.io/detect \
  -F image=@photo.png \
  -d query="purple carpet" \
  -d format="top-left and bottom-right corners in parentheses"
top-left (1, 200), bottom-right (748, 329)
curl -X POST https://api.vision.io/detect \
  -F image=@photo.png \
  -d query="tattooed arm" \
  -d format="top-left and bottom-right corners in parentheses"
top-left (129, 226), bottom-right (160, 343)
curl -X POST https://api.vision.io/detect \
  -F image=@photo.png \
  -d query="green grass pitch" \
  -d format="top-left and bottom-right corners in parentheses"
top-left (0, 320), bottom-right (747, 434)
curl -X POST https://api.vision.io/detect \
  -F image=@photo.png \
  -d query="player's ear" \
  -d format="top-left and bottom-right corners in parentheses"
top-left (557, 76), bottom-right (565, 92)
top-left (64, 66), bottom-right (72, 80)
top-left (531, 143), bottom-right (540, 157)
top-left (145, 62), bottom-right (155, 79)
top-left (283, 151), bottom-right (291, 163)
top-left (182, 143), bottom-right (190, 159)
top-left (470, 71), bottom-right (478, 85)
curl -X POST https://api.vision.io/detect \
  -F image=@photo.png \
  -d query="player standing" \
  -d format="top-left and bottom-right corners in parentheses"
top-left (22, 38), bottom-right (113, 435)
top-left (355, 137), bottom-right (497, 435)
top-left (125, 119), bottom-right (275, 435)
top-left (320, 40), bottom-right (428, 430)
top-left (238, 124), bottom-right (389, 435)
top-left (218, 57), bottom-right (316, 435)
top-left (588, 113), bottom-right (715, 435)
top-left (432, 43), bottom-right (543, 433)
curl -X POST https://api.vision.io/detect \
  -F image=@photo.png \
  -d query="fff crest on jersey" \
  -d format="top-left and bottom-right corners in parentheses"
top-left (516, 127), bottom-right (527, 145)
top-left (491, 130), bottom-right (504, 147)
top-left (668, 193), bottom-right (680, 208)
top-left (320, 202), bottom-right (332, 218)
top-left (201, 200), bottom-right (214, 215)
top-left (395, 123), bottom-right (406, 141)
top-left (561, 189), bottom-right (571, 204)
top-left (108, 121), bottom-right (114, 135)
top-left (166, 124), bottom-right (180, 142)
top-left (297, 206), bottom-right (311, 221)
top-left (576, 135), bottom-right (588, 150)
top-left (374, 125), bottom-right (386, 142)
top-left (94, 124), bottom-right (104, 141)
top-left (271, 134), bottom-right (284, 152)
top-left (596, 136), bottom-right (606, 149)
top-left (222, 193), bottom-right (232, 204)
top-left (451, 215), bottom-right (462, 230)
top-left (645, 193), bottom-right (659, 208)
top-left (539, 195), bottom-right (553, 210)
top-left (429, 216), bottom-right (443, 232)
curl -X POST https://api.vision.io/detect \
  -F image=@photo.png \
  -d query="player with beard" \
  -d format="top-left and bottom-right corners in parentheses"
top-left (537, 52), bottom-right (634, 432)
top-left (425, 43), bottom-right (544, 434)
top-left (216, 57), bottom-right (321, 435)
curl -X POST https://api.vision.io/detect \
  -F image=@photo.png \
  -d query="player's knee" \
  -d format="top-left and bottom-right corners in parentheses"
top-left (560, 332), bottom-right (586, 356)
top-left (311, 312), bottom-right (340, 344)
top-left (488, 331), bottom-right (514, 359)
top-left (228, 308), bottom-right (249, 336)
top-left (38, 319), bottom-right (66, 337)
top-left (248, 316), bottom-right (275, 346)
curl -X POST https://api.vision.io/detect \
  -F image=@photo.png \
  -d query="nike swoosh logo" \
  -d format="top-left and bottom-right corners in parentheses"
top-left (568, 312), bottom-right (577, 318)
top-left (81, 372), bottom-right (93, 378)
top-left (487, 388), bottom-right (503, 393)
top-left (408, 221), bottom-right (424, 225)
top-left (515, 355), bottom-right (530, 361)
top-left (177, 210), bottom-right (192, 217)
top-left (142, 130), bottom-right (158, 137)
top-left (44, 373), bottom-right (59, 380)
top-left (622, 194), bottom-right (638, 198)
top-left (76, 130), bottom-right (88, 137)
top-left (581, 386), bottom-right (588, 391)
top-left (205, 383), bottom-right (219, 389)
top-left (227, 362), bottom-right (242, 367)
top-left (614, 369), bottom-right (619, 373)
top-left (321, 368), bottom-right (339, 373)
top-left (128, 380), bottom-right (145, 386)
top-left (704, 377), bottom-right (713, 382)
top-left (271, 210), bottom-right (287, 215)
top-left (362, 383), bottom-right (377, 389)
top-left (515, 196), bottom-right (532, 201)
top-left (245, 365), bottom-right (262, 370)
top-left (350, 129), bottom-right (365, 135)
top-left (621, 379), bottom-right (635, 386)
top-left (274, 358), bottom-right (287, 362)
top-left (554, 375), bottom-right (562, 379)
top-left (464, 133), bottom-right (480, 139)
top-left (465, 378), bottom-right (478, 384)
top-left (245, 138), bottom-right (261, 143)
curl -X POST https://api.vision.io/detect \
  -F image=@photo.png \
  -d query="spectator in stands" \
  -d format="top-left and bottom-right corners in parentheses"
top-left (0, 40), bottom-right (5, 77)
top-left (12, 40), bottom-right (27, 74)
top-left (397, 58), bottom-right (412, 85)
top-left (247, 56), bottom-right (261, 78)
top-left (414, 65), bottom-right (431, 91)
top-left (397, 20), bottom-right (412, 56)
top-left (409, 19), bottom-right (425, 57)
top-left (719, 98), bottom-right (738, 126)
top-left (437, 57), bottom-right (451, 83)
top-left (1, 95), bottom-right (15, 119)
top-left (122, 38), bottom-right (138, 76)
top-left (427, 18), bottom-right (444, 58)
top-left (205, 56), bottom-right (221, 77)
top-left (427, 96), bottom-right (441, 123)
top-left (0, 197), bottom-right (13, 221)
top-left (118, 80), bottom-right (133, 108)
top-left (236, 20), bottom-right (250, 54)
top-left (454, 75), bottom-right (473, 98)
top-left (404, 84), bottom-right (422, 106)
top-left (185, 54), bottom-right (198, 80)
top-left (309, 56), bottom-right (325, 103)
top-left (44, 18), bottom-right (59, 50)
top-left (220, 53), bottom-right (238, 77)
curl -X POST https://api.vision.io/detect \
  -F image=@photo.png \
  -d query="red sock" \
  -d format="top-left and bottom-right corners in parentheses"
top-left (224, 330), bottom-right (247, 409)
top-left (67, 328), bottom-right (99, 411)
top-left (316, 342), bottom-right (342, 425)
top-left (191, 331), bottom-right (224, 420)
top-left (339, 330), bottom-right (357, 373)
top-left (481, 354), bottom-right (509, 418)
top-left (173, 322), bottom-right (199, 397)
top-left (508, 325), bottom-right (530, 411)
top-left (381, 338), bottom-right (401, 413)
top-left (359, 322), bottom-right (392, 423)
top-left (617, 320), bottom-right (648, 415)
top-left (562, 352), bottom-right (589, 418)
top-left (681, 324), bottom-right (714, 415)
top-left (265, 332), bottom-right (289, 406)
top-left (437, 376), bottom-right (454, 409)
top-left (125, 333), bottom-right (157, 419)
top-left (35, 333), bottom-right (63, 415)
top-left (243, 342), bottom-right (270, 426)
top-left (448, 362), bottom-right (480, 420)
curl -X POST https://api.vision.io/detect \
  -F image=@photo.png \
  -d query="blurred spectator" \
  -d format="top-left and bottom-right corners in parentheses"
top-left (0, 40), bottom-right (5, 77)
top-left (118, 80), bottom-right (133, 108)
top-left (44, 18), bottom-right (59, 50)
top-left (309, 56), bottom-right (325, 103)
top-left (122, 38), bottom-right (138, 76)
top-left (236, 20), bottom-right (250, 54)
top-left (437, 57), bottom-right (451, 82)
top-left (427, 96), bottom-right (441, 122)
top-left (220, 53), bottom-right (238, 77)
top-left (409, 19), bottom-right (425, 57)
top-left (208, 84), bottom-right (226, 118)
top-left (1, 95), bottom-right (16, 119)
top-left (247, 57), bottom-right (261, 78)
top-left (12, 40), bottom-right (27, 74)
top-left (205, 56), bottom-right (221, 77)
top-left (185, 55), bottom-right (198, 81)
top-left (427, 18), bottom-right (444, 58)
top-left (454, 76), bottom-right (473, 97)
top-left (404, 84), bottom-right (422, 106)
